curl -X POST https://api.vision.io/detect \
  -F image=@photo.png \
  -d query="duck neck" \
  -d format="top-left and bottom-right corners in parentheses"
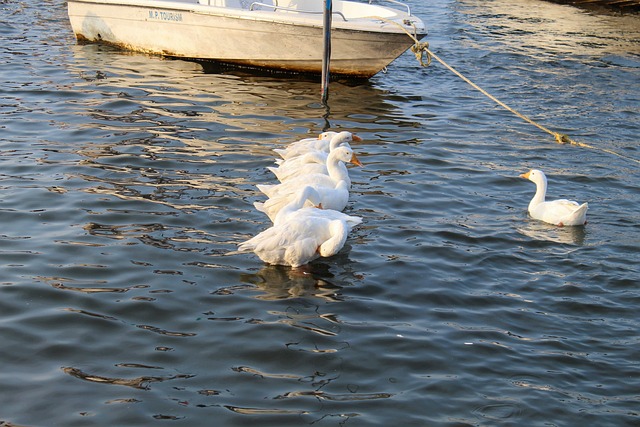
top-left (318, 220), bottom-right (349, 257)
top-left (326, 153), bottom-right (348, 183)
top-left (328, 136), bottom-right (348, 152)
top-left (530, 176), bottom-right (547, 210)
top-left (279, 187), bottom-right (317, 220)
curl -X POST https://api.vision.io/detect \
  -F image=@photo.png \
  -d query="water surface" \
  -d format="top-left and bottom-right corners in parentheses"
top-left (1, 0), bottom-right (639, 425)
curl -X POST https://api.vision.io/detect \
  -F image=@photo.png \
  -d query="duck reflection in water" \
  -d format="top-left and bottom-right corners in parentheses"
top-left (240, 263), bottom-right (345, 301)
top-left (517, 221), bottom-right (587, 246)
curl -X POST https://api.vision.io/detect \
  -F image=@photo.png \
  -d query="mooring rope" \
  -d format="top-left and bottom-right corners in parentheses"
top-left (371, 16), bottom-right (640, 165)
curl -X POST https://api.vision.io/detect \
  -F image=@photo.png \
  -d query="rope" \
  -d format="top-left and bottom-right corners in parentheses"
top-left (370, 16), bottom-right (640, 165)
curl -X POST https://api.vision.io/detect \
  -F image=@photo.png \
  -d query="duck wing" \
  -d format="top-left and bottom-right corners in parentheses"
top-left (531, 199), bottom-right (588, 226)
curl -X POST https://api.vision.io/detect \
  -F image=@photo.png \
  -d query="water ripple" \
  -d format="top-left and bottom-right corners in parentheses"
top-left (62, 367), bottom-right (194, 390)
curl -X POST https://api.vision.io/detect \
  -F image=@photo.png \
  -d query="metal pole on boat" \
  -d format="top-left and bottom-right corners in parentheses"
top-left (321, 0), bottom-right (332, 104)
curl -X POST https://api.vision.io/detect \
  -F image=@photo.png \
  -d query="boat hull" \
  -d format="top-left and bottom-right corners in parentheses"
top-left (67, 0), bottom-right (427, 77)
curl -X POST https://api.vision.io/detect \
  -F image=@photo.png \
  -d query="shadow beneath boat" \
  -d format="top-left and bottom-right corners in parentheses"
top-left (195, 59), bottom-right (371, 86)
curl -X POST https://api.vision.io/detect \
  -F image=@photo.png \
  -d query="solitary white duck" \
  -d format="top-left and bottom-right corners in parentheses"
top-left (520, 169), bottom-right (588, 226)
top-left (273, 131), bottom-right (361, 160)
top-left (238, 186), bottom-right (362, 267)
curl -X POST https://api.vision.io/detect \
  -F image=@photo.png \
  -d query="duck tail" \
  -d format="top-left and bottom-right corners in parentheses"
top-left (256, 184), bottom-right (274, 196)
top-left (266, 166), bottom-right (281, 180)
top-left (273, 148), bottom-right (287, 159)
top-left (565, 202), bottom-right (588, 226)
top-left (253, 201), bottom-right (266, 212)
top-left (575, 202), bottom-right (589, 217)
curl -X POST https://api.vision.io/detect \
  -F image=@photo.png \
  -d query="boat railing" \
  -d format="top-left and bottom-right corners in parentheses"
top-left (249, 2), bottom-right (348, 20)
top-left (369, 0), bottom-right (411, 16)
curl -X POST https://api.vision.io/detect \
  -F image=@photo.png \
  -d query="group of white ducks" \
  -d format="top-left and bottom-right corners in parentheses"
top-left (238, 131), bottom-right (588, 268)
top-left (238, 131), bottom-right (364, 268)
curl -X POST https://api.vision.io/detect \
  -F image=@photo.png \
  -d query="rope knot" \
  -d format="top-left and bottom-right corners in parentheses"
top-left (554, 133), bottom-right (575, 145)
top-left (411, 41), bottom-right (431, 67)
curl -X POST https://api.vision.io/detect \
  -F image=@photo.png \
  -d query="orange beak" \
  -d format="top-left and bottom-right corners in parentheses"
top-left (352, 134), bottom-right (363, 142)
top-left (520, 171), bottom-right (530, 179)
top-left (350, 153), bottom-right (363, 167)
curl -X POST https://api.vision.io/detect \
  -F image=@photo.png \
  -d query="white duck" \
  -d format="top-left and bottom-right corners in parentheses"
top-left (273, 131), bottom-right (361, 160)
top-left (268, 151), bottom-right (336, 183)
top-left (255, 146), bottom-right (362, 221)
top-left (272, 131), bottom-right (336, 160)
top-left (238, 186), bottom-right (362, 267)
top-left (256, 180), bottom-right (350, 223)
top-left (268, 132), bottom-right (357, 182)
top-left (520, 169), bottom-right (588, 226)
top-left (258, 146), bottom-right (362, 198)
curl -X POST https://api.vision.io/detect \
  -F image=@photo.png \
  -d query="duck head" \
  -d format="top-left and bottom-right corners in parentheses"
top-left (331, 146), bottom-right (363, 167)
top-left (329, 131), bottom-right (363, 147)
top-left (520, 169), bottom-right (547, 186)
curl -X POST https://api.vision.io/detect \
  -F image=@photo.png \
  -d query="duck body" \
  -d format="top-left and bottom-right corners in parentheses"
top-left (268, 151), bottom-right (330, 182)
top-left (269, 132), bottom-right (360, 182)
top-left (256, 146), bottom-right (362, 220)
top-left (255, 180), bottom-right (350, 222)
top-left (273, 131), bottom-right (337, 160)
top-left (520, 169), bottom-right (588, 226)
top-left (273, 131), bottom-right (360, 160)
top-left (268, 138), bottom-right (354, 182)
top-left (239, 187), bottom-right (362, 267)
top-left (258, 172), bottom-right (347, 199)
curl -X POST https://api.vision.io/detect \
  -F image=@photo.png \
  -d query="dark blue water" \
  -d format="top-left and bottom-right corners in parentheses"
top-left (1, 0), bottom-right (639, 425)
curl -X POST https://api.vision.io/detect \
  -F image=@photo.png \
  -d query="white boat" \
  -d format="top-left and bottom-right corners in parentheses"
top-left (67, 0), bottom-right (427, 78)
